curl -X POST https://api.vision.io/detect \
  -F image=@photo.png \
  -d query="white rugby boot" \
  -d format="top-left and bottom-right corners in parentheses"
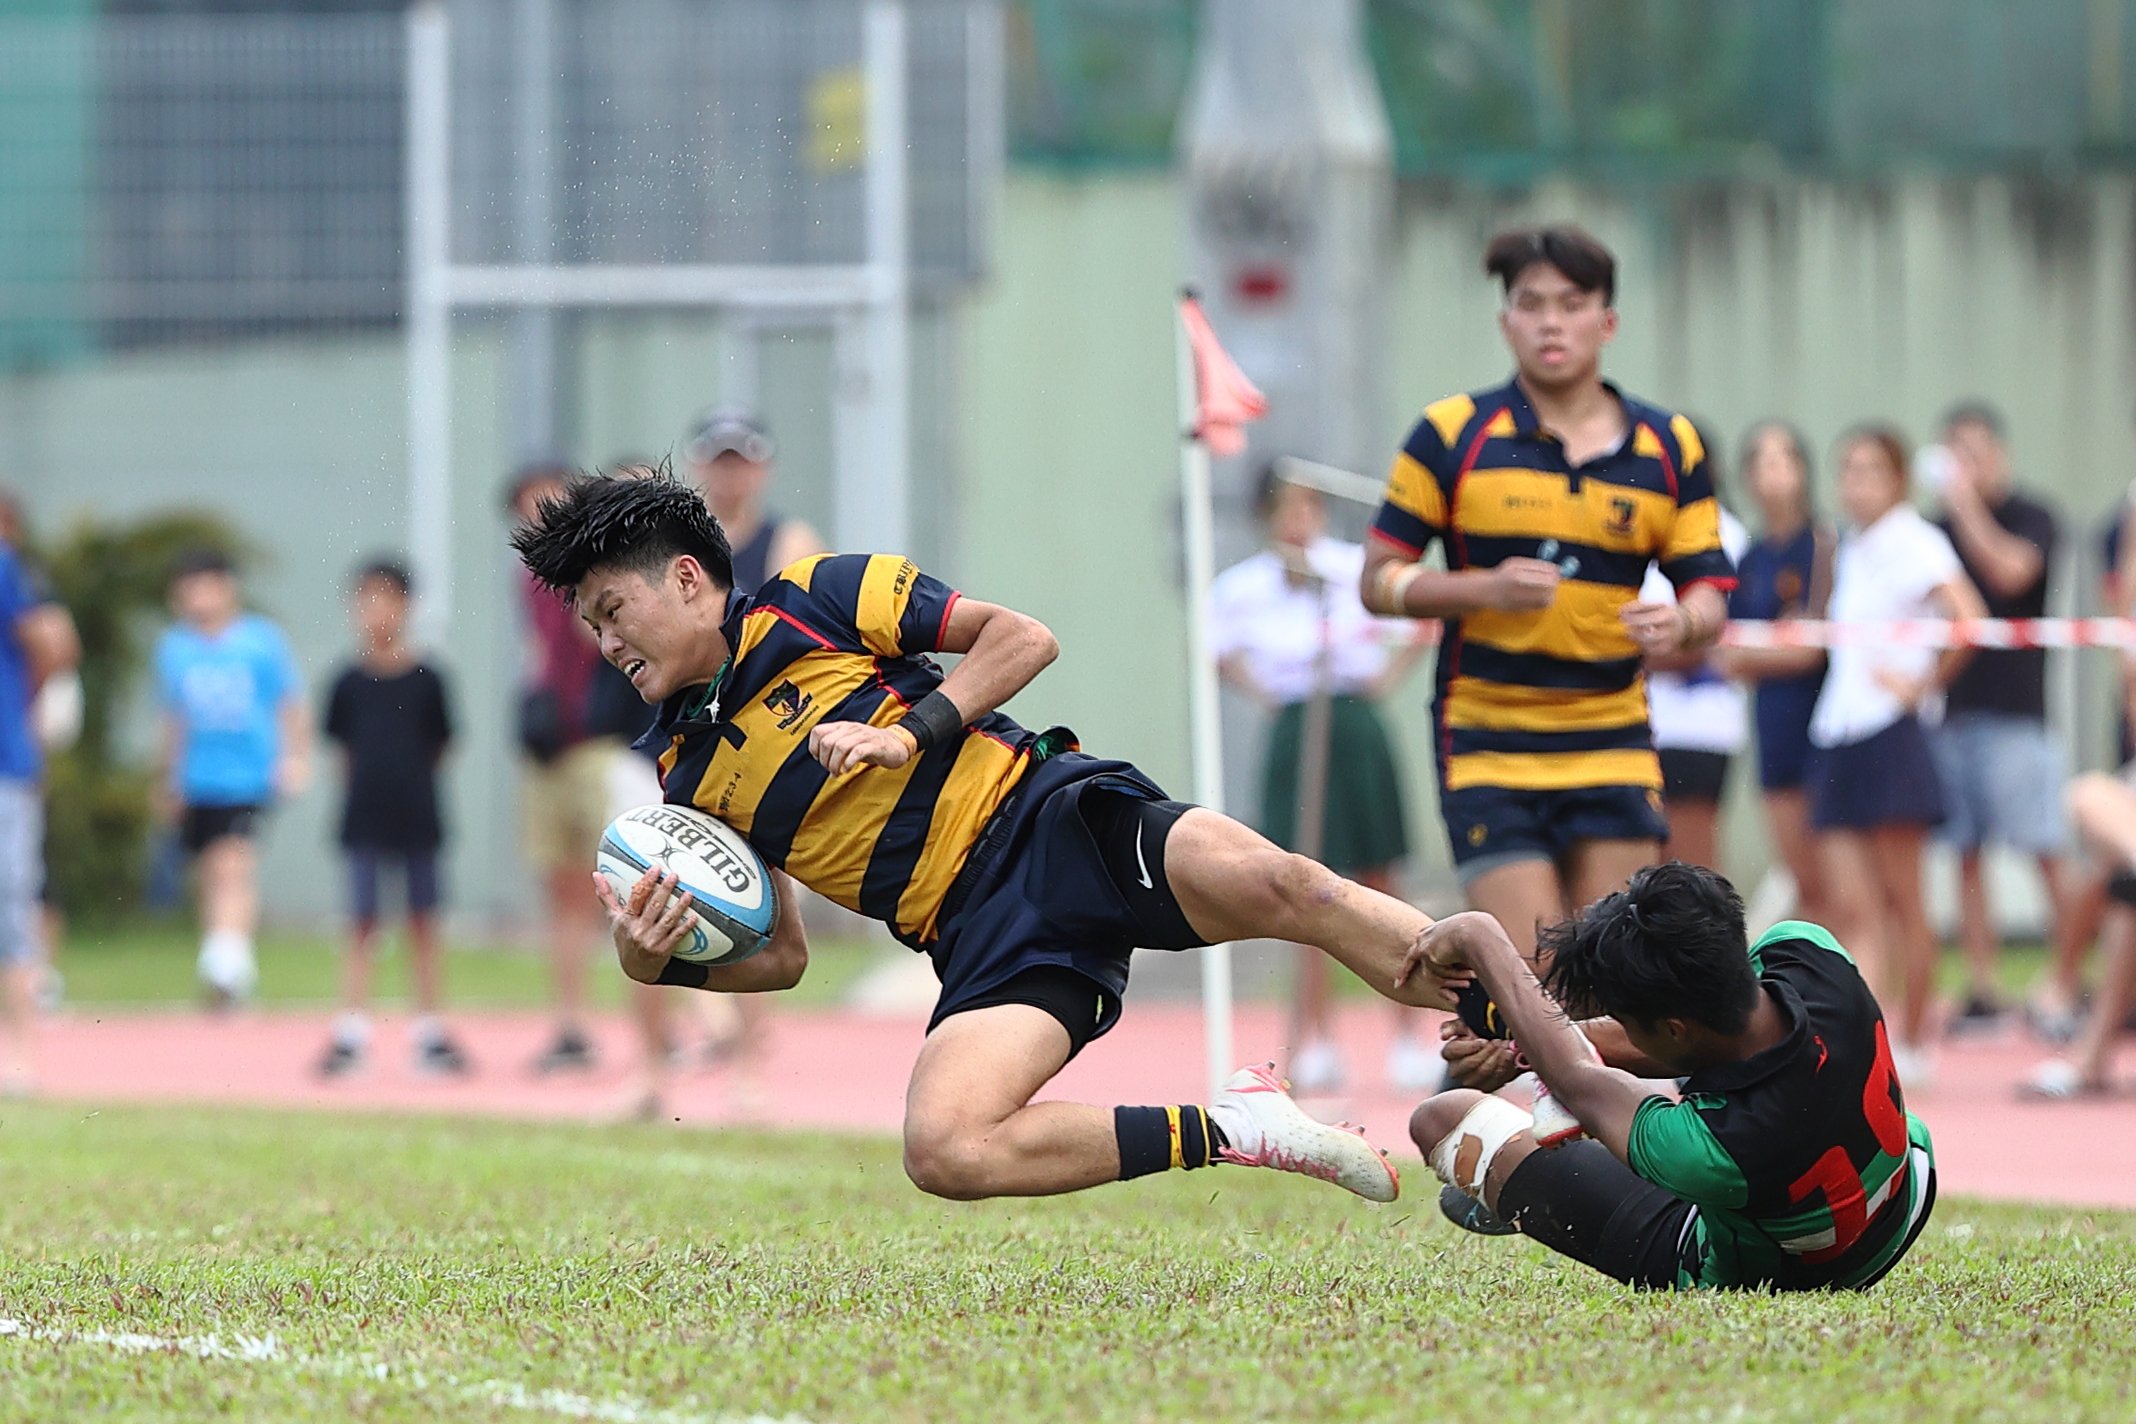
top-left (1208, 1063), bottom-right (1399, 1202)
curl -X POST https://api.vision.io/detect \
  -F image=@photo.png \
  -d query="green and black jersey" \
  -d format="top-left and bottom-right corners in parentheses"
top-left (1625, 921), bottom-right (1935, 1290)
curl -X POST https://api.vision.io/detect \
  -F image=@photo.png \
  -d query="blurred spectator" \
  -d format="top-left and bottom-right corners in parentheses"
top-left (1210, 466), bottom-right (1428, 1093)
top-left (1807, 427), bottom-right (1985, 1084)
top-left (1639, 424), bottom-right (1749, 873)
top-left (507, 462), bottom-right (615, 1074)
top-left (314, 559), bottom-right (466, 1079)
top-left (1926, 402), bottom-right (2081, 1036)
top-left (683, 419), bottom-right (828, 1072)
top-left (2025, 770), bottom-right (2136, 1097)
top-left (1720, 423), bottom-right (1833, 924)
top-left (684, 410), bottom-right (824, 589)
top-left (0, 499), bottom-right (79, 1094)
top-left (153, 549), bottom-right (309, 1008)
top-left (0, 491), bottom-right (82, 1009)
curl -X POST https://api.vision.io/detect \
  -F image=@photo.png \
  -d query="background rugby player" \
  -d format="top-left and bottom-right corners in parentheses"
top-left (1360, 227), bottom-right (1734, 1053)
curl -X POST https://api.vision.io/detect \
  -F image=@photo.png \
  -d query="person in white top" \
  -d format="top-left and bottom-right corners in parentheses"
top-left (1640, 446), bottom-right (1751, 873)
top-left (1210, 470), bottom-right (1431, 1094)
top-left (1807, 427), bottom-right (1985, 1083)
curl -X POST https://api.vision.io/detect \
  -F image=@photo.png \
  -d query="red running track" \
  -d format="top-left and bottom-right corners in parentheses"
top-left (22, 1003), bottom-right (2135, 1211)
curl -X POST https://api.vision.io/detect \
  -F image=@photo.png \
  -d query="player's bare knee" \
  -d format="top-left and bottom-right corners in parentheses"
top-left (1410, 1090), bottom-right (1483, 1153)
top-left (902, 1125), bottom-right (993, 1201)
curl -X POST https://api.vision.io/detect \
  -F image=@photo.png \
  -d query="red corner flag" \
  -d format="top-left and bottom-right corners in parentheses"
top-left (1179, 292), bottom-right (1266, 457)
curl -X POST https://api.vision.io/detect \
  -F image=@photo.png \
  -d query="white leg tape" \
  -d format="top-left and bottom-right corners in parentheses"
top-left (1427, 1095), bottom-right (1535, 1197)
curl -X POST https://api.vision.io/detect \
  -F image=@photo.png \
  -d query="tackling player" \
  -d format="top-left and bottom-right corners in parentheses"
top-left (514, 472), bottom-right (1467, 1205)
top-left (1406, 862), bottom-right (1936, 1291)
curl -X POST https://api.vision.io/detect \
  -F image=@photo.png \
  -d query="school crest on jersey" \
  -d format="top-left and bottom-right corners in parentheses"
top-left (762, 679), bottom-right (812, 731)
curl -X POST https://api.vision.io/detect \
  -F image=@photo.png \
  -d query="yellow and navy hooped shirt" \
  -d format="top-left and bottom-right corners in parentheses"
top-left (644, 554), bottom-right (1038, 946)
top-left (1371, 378), bottom-right (1736, 794)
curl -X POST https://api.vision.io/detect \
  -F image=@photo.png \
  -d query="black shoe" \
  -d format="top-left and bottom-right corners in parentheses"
top-left (1439, 1183), bottom-right (1517, 1236)
top-left (315, 1040), bottom-right (363, 1079)
top-left (1948, 993), bottom-right (2009, 1038)
top-left (531, 1029), bottom-right (596, 1075)
top-left (416, 1036), bottom-right (472, 1077)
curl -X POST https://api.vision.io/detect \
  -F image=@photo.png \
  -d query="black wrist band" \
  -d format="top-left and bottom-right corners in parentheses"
top-left (898, 690), bottom-right (964, 752)
top-left (655, 957), bottom-right (711, 990)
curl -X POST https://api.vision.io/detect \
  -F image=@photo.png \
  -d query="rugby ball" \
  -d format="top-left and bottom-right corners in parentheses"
top-left (596, 803), bottom-right (778, 965)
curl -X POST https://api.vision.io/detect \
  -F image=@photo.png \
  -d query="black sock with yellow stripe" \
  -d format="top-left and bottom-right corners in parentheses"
top-left (1114, 1104), bottom-right (1229, 1179)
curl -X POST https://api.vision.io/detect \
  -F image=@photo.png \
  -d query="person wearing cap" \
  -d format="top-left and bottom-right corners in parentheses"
top-left (153, 547), bottom-right (310, 1009)
top-left (684, 410), bottom-right (826, 596)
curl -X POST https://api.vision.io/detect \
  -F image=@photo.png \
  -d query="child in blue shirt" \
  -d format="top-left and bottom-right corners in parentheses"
top-left (154, 549), bottom-right (309, 1006)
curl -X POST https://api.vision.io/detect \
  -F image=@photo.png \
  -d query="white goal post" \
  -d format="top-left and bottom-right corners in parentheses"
top-left (402, 0), bottom-right (917, 633)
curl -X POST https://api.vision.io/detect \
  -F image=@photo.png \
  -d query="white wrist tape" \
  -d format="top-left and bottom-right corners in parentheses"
top-left (1427, 1095), bottom-right (1535, 1197)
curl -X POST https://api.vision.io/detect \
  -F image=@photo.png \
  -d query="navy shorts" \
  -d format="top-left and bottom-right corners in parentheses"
top-left (347, 847), bottom-right (443, 923)
top-left (180, 802), bottom-right (266, 855)
top-left (1439, 782), bottom-right (1668, 887)
top-left (925, 750), bottom-right (1209, 1056)
top-left (1807, 716), bottom-right (1946, 832)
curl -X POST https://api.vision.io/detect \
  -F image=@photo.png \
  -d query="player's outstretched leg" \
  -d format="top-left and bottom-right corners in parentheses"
top-left (902, 1004), bottom-right (1398, 1203)
top-left (1161, 808), bottom-right (1450, 1009)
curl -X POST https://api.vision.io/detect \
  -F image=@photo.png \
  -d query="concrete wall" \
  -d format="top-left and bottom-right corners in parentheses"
top-left (6, 168), bottom-right (2134, 928)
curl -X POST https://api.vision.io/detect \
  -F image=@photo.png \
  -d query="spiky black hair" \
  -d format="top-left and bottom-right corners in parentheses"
top-left (1539, 861), bottom-right (1758, 1035)
top-left (510, 465), bottom-right (733, 602)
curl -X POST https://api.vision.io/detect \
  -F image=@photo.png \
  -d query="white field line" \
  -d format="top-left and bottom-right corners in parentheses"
top-left (0, 1318), bottom-right (810, 1424)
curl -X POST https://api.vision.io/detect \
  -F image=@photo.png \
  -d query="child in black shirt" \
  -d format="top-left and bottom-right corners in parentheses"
top-left (316, 560), bottom-right (465, 1077)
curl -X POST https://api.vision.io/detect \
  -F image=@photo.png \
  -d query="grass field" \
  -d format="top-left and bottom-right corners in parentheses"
top-left (1, 1104), bottom-right (2130, 1423)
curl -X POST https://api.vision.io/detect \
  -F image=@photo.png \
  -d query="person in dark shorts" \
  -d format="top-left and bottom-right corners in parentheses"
top-left (1360, 226), bottom-right (1735, 976)
top-left (515, 473), bottom-right (1470, 1205)
top-left (315, 560), bottom-right (465, 1078)
top-left (153, 549), bottom-right (310, 1008)
top-left (1722, 422), bottom-right (1833, 926)
top-left (1408, 861), bottom-right (1935, 1292)
top-left (1808, 427), bottom-right (1985, 1085)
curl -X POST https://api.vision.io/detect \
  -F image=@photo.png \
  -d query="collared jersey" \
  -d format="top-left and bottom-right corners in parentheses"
top-left (1371, 379), bottom-right (1736, 793)
top-left (644, 554), bottom-right (1038, 946)
top-left (1626, 921), bottom-right (1936, 1291)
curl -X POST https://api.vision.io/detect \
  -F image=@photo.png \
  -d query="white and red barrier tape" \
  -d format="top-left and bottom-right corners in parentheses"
top-left (1721, 618), bottom-right (2136, 651)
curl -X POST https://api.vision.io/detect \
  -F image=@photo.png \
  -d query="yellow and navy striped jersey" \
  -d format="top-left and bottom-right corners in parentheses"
top-left (1371, 378), bottom-right (1736, 794)
top-left (644, 553), bottom-right (1037, 946)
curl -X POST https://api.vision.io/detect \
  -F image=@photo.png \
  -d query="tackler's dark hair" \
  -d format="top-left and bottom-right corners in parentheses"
top-left (1483, 224), bottom-right (1617, 305)
top-left (511, 462), bottom-right (734, 602)
top-left (1539, 861), bottom-right (1758, 1035)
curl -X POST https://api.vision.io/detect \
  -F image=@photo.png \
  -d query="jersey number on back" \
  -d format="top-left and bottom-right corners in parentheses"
top-left (1784, 1021), bottom-right (1910, 1262)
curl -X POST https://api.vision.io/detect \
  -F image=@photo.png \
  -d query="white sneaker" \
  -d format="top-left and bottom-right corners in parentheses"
top-left (1386, 1033), bottom-right (1441, 1094)
top-left (197, 932), bottom-right (258, 1003)
top-left (1289, 1039), bottom-right (1346, 1096)
top-left (1208, 1063), bottom-right (1399, 1202)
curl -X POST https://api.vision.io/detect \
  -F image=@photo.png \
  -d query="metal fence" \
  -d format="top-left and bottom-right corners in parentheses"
top-left (0, 0), bottom-right (998, 367)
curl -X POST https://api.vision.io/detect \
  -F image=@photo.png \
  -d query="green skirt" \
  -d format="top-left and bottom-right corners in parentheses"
top-left (1259, 694), bottom-right (1410, 873)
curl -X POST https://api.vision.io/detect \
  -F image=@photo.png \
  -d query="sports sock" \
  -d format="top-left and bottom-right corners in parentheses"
top-left (1114, 1104), bottom-right (1229, 1180)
